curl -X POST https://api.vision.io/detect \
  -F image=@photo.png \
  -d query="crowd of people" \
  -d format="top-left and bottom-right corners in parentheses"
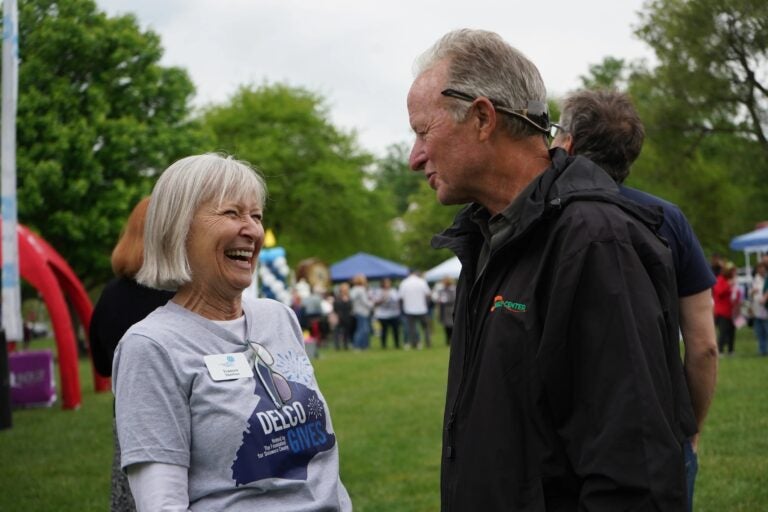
top-left (288, 271), bottom-right (457, 352)
top-left (711, 253), bottom-right (768, 357)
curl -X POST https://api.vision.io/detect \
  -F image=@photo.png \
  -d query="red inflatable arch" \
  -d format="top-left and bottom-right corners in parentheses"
top-left (4, 224), bottom-right (109, 409)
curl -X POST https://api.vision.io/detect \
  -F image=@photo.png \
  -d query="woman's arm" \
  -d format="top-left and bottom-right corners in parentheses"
top-left (127, 462), bottom-right (190, 512)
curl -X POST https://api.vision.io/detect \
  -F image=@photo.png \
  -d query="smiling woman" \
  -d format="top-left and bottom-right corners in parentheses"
top-left (136, 154), bottom-right (268, 294)
top-left (113, 153), bottom-right (352, 511)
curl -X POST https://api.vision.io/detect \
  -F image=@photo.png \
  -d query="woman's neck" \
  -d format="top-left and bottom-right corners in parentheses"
top-left (172, 287), bottom-right (243, 320)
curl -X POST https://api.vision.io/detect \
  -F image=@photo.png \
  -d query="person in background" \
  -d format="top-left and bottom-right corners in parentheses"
top-left (372, 277), bottom-right (401, 349)
top-left (750, 262), bottom-right (768, 356)
top-left (113, 154), bottom-right (351, 511)
top-left (289, 288), bottom-right (305, 328)
top-left (399, 270), bottom-right (432, 349)
top-left (318, 288), bottom-right (333, 345)
top-left (711, 253), bottom-right (725, 277)
top-left (713, 263), bottom-right (739, 356)
top-left (90, 196), bottom-right (174, 512)
top-left (301, 285), bottom-right (325, 341)
top-left (432, 276), bottom-right (456, 345)
top-left (349, 273), bottom-right (373, 350)
top-left (333, 283), bottom-right (354, 350)
top-left (407, 29), bottom-right (695, 510)
top-left (552, 89), bottom-right (718, 511)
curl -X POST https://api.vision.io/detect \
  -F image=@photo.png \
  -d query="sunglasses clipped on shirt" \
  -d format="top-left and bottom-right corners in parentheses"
top-left (247, 340), bottom-right (292, 409)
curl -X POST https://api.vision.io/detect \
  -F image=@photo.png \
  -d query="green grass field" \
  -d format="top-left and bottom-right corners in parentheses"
top-left (0, 327), bottom-right (765, 511)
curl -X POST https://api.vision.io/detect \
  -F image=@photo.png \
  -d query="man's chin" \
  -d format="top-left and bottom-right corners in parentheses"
top-left (436, 189), bottom-right (465, 206)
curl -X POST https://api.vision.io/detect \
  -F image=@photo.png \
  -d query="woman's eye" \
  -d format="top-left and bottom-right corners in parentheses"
top-left (251, 213), bottom-right (262, 222)
top-left (223, 210), bottom-right (239, 218)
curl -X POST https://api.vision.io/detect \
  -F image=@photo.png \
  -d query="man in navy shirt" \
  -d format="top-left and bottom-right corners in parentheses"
top-left (551, 89), bottom-right (718, 512)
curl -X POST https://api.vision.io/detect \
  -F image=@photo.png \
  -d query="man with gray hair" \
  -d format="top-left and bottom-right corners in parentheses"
top-left (552, 89), bottom-right (718, 512)
top-left (407, 29), bottom-right (695, 510)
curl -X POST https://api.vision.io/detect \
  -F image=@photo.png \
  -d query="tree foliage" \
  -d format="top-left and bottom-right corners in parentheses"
top-left (203, 83), bottom-right (398, 267)
top-left (578, 57), bottom-right (631, 91)
top-left (370, 142), bottom-right (422, 217)
top-left (7, 0), bottom-right (206, 286)
top-left (632, 0), bottom-right (768, 255)
top-left (636, 0), bottom-right (768, 156)
top-left (398, 181), bottom-right (461, 271)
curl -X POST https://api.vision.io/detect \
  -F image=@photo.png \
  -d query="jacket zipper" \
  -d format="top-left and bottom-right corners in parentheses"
top-left (444, 268), bottom-right (487, 461)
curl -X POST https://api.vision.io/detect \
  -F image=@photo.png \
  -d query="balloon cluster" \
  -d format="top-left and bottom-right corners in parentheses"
top-left (258, 247), bottom-right (291, 304)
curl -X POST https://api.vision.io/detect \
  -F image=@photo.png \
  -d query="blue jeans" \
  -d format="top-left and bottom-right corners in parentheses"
top-left (684, 439), bottom-right (698, 512)
top-left (352, 314), bottom-right (371, 349)
top-left (754, 318), bottom-right (768, 355)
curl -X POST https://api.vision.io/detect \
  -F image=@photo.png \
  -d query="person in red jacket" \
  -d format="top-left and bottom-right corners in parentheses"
top-left (713, 264), bottom-right (740, 355)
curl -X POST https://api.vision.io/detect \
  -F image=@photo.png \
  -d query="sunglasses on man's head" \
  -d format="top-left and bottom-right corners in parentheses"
top-left (440, 88), bottom-right (551, 135)
top-left (548, 122), bottom-right (567, 139)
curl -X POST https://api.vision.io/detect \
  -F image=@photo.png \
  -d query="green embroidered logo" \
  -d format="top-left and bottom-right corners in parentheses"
top-left (490, 295), bottom-right (527, 313)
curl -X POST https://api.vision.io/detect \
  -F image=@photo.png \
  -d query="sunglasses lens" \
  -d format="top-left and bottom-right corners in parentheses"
top-left (254, 343), bottom-right (274, 366)
top-left (254, 361), bottom-right (279, 404)
top-left (272, 372), bottom-right (292, 403)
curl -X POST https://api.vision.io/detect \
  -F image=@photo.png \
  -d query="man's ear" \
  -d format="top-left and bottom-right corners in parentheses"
top-left (472, 97), bottom-right (497, 141)
top-left (563, 133), bottom-right (573, 156)
top-left (555, 133), bottom-right (575, 154)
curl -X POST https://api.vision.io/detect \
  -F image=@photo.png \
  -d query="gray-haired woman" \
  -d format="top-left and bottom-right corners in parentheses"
top-left (113, 154), bottom-right (351, 511)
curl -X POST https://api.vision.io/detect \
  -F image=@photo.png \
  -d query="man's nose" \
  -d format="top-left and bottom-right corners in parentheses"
top-left (409, 140), bottom-right (426, 171)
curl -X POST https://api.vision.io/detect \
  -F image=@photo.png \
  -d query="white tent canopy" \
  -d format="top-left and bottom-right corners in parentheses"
top-left (424, 256), bottom-right (461, 283)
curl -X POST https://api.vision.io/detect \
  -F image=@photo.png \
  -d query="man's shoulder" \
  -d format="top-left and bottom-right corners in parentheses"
top-left (556, 195), bottom-right (647, 231)
top-left (619, 185), bottom-right (699, 244)
top-left (619, 186), bottom-right (685, 219)
top-left (548, 194), bottom-right (669, 261)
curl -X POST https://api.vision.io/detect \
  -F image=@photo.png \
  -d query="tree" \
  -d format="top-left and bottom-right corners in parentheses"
top-left (578, 57), bottom-right (631, 91)
top-left (203, 83), bottom-right (398, 266)
top-left (398, 181), bottom-right (461, 271)
top-left (632, 0), bottom-right (768, 254)
top-left (636, 0), bottom-right (768, 156)
top-left (6, 0), bottom-right (206, 286)
top-left (370, 142), bottom-right (422, 217)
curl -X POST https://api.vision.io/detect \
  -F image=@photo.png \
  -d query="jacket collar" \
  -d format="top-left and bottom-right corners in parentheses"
top-left (432, 148), bottom-right (664, 261)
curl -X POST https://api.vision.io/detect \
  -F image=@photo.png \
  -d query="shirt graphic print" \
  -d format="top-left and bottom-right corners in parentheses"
top-left (231, 348), bottom-right (336, 484)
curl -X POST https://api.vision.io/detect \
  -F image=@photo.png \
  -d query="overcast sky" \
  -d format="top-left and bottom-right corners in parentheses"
top-left (95, 0), bottom-right (655, 157)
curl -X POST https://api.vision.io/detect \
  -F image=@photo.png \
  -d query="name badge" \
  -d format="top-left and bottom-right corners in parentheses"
top-left (204, 353), bottom-right (253, 381)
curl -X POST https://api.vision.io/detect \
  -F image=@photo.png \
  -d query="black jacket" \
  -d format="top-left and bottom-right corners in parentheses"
top-left (90, 277), bottom-right (173, 376)
top-left (433, 149), bottom-right (696, 511)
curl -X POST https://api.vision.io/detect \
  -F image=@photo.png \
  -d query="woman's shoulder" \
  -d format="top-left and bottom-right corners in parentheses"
top-left (122, 302), bottom-right (181, 337)
top-left (243, 296), bottom-right (295, 317)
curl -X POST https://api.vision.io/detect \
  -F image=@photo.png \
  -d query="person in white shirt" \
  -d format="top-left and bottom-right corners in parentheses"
top-left (399, 271), bottom-right (432, 348)
top-left (349, 273), bottom-right (373, 350)
top-left (751, 262), bottom-right (768, 356)
top-left (372, 278), bottom-right (402, 349)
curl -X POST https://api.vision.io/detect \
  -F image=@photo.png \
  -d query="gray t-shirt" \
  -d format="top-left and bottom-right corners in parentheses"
top-left (113, 297), bottom-right (352, 511)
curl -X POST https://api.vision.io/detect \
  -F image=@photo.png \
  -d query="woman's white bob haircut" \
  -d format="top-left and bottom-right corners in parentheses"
top-left (136, 153), bottom-right (267, 290)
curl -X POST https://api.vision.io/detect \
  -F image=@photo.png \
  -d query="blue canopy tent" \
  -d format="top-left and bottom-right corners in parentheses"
top-left (730, 226), bottom-right (768, 276)
top-left (329, 252), bottom-right (409, 282)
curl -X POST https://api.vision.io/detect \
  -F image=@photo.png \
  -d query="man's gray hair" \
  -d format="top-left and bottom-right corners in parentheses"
top-left (136, 153), bottom-right (267, 290)
top-left (413, 29), bottom-right (547, 138)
